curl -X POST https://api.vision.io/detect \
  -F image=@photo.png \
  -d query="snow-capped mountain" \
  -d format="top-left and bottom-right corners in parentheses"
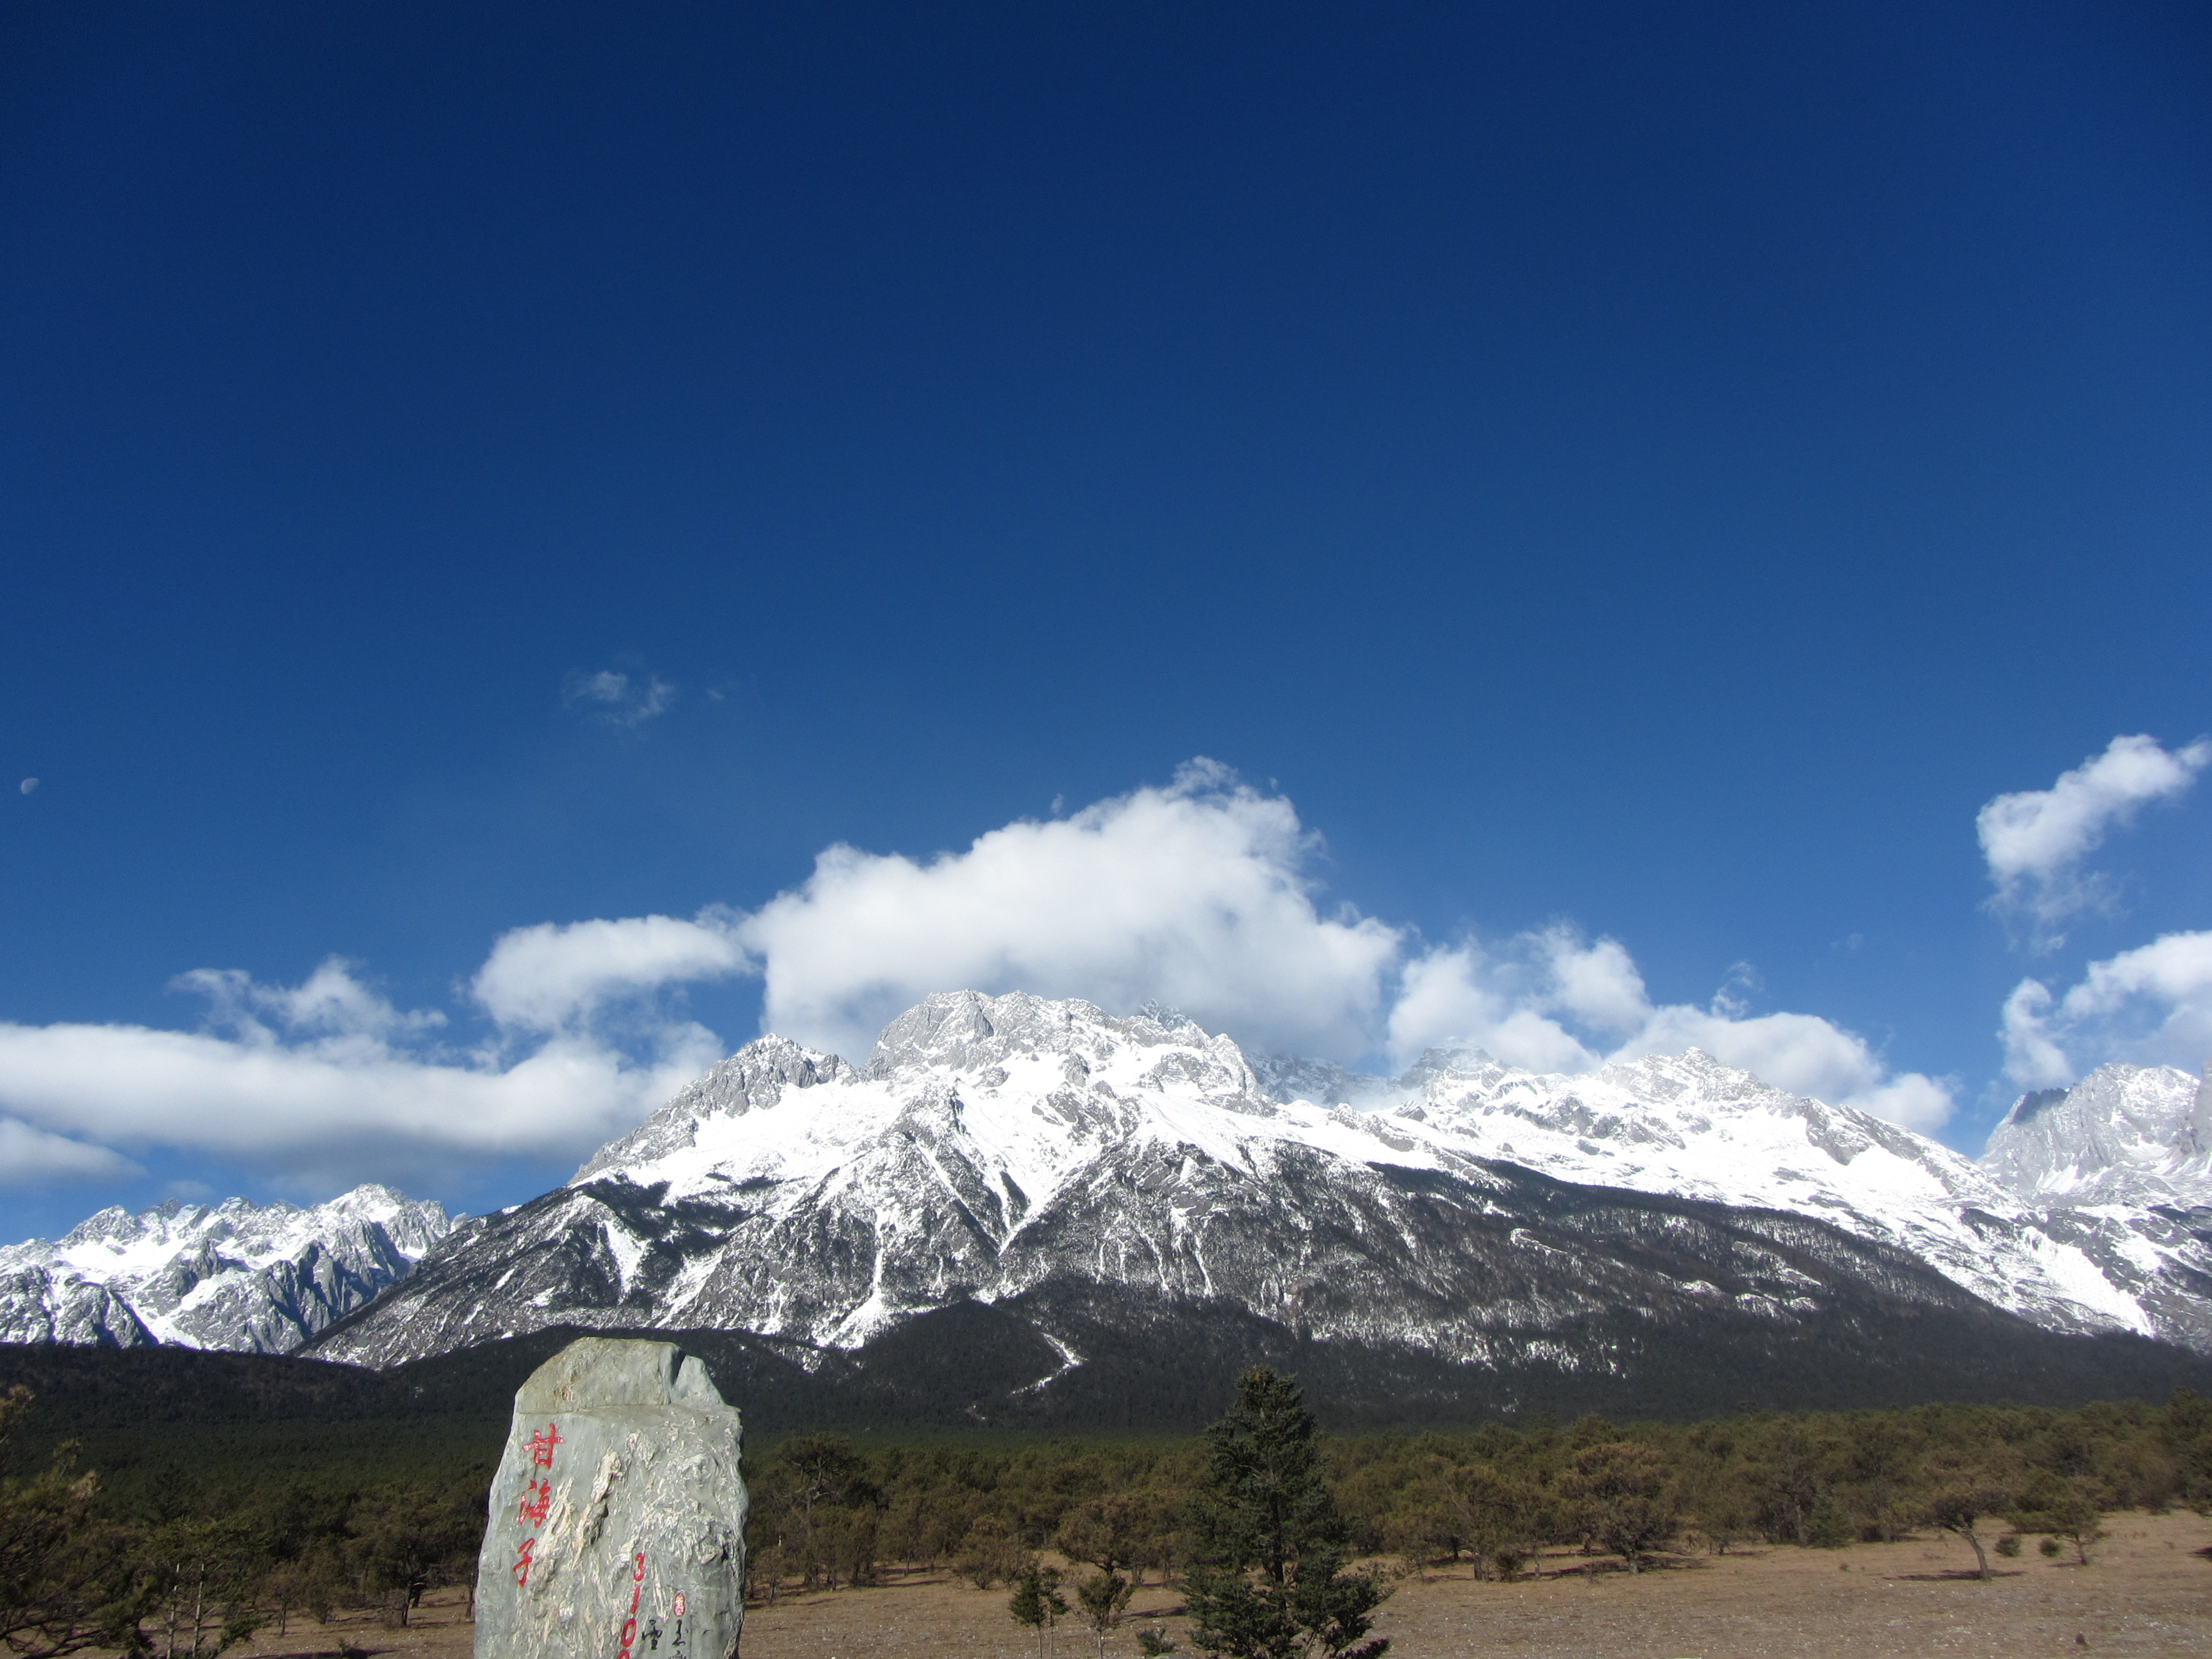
top-left (1984, 1062), bottom-right (2212, 1209)
top-left (0, 1185), bottom-right (454, 1353)
top-left (312, 992), bottom-right (2212, 1386)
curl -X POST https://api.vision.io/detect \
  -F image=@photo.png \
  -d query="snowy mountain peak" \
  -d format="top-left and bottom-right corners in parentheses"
top-left (309, 990), bottom-right (2212, 1376)
top-left (574, 1035), bottom-right (855, 1181)
top-left (859, 989), bottom-right (1265, 1101)
top-left (0, 1183), bottom-right (455, 1352)
top-left (1983, 1062), bottom-right (2212, 1208)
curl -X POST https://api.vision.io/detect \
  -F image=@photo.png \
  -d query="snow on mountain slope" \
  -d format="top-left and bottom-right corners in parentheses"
top-left (1329, 1048), bottom-right (2212, 1356)
top-left (1312, 1048), bottom-right (2148, 1333)
top-left (314, 992), bottom-right (2212, 1371)
top-left (1983, 1063), bottom-right (2212, 1208)
top-left (0, 1185), bottom-right (454, 1352)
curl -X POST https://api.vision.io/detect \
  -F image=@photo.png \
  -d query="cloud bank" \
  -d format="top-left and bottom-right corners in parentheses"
top-left (0, 760), bottom-right (1978, 1191)
top-left (0, 1117), bottom-right (140, 1188)
top-left (1977, 734), bottom-right (2209, 947)
top-left (473, 915), bottom-right (745, 1032)
top-left (0, 954), bottom-right (721, 1192)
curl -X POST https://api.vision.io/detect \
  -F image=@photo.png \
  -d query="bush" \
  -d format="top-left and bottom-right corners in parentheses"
top-left (1804, 1495), bottom-right (1854, 1550)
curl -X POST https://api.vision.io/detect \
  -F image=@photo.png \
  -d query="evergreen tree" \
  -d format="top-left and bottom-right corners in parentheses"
top-left (1073, 1569), bottom-right (1133, 1656)
top-left (1183, 1368), bottom-right (1387, 1659)
top-left (0, 1388), bottom-right (154, 1659)
top-left (1559, 1442), bottom-right (1675, 1575)
top-left (1925, 1483), bottom-right (2012, 1580)
top-left (1009, 1561), bottom-right (1067, 1659)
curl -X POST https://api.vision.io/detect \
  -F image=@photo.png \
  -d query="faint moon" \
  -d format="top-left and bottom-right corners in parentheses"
top-left (17, 778), bottom-right (35, 795)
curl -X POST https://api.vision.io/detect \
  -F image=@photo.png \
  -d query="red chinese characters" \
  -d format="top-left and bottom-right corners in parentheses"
top-left (518, 1477), bottom-right (553, 1527)
top-left (615, 1552), bottom-right (647, 1659)
top-left (511, 1422), bottom-right (560, 1587)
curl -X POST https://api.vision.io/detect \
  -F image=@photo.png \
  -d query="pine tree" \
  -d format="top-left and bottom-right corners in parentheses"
top-left (1558, 1442), bottom-right (1675, 1574)
top-left (1183, 1368), bottom-right (1387, 1659)
top-left (1926, 1484), bottom-right (2012, 1580)
top-left (1009, 1561), bottom-right (1067, 1659)
top-left (1073, 1569), bottom-right (1133, 1656)
top-left (0, 1387), bottom-right (154, 1659)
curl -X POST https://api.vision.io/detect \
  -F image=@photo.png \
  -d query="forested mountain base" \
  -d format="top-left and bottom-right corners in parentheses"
top-left (313, 1290), bottom-right (2212, 1434)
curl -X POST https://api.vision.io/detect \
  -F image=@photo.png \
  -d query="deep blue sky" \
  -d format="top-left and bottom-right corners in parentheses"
top-left (2, 3), bottom-right (2208, 1238)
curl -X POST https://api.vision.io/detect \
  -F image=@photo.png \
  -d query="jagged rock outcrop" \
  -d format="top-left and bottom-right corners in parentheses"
top-left (0, 1185), bottom-right (454, 1352)
top-left (1984, 1062), bottom-right (2212, 1208)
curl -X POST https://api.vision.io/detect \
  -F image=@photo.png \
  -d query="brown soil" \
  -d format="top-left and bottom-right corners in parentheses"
top-left (219, 1510), bottom-right (2212, 1659)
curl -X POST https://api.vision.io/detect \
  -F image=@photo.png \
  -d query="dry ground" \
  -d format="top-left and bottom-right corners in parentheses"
top-left (222, 1510), bottom-right (2212, 1659)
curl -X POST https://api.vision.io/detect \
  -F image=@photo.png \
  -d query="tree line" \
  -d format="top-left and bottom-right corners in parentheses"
top-left (0, 1386), bottom-right (487, 1659)
top-left (6, 1375), bottom-right (2211, 1657)
top-left (738, 1385), bottom-right (2212, 1608)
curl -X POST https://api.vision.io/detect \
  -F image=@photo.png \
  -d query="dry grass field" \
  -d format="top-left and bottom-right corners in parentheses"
top-left (221, 1510), bottom-right (2212, 1659)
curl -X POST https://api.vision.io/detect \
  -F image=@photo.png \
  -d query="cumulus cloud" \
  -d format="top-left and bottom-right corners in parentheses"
top-left (1999, 930), bottom-right (2212, 1088)
top-left (1978, 734), bottom-right (2210, 947)
top-left (473, 914), bottom-right (745, 1032)
top-left (712, 765), bottom-right (1949, 1129)
top-left (562, 667), bottom-right (676, 728)
top-left (734, 760), bottom-right (1404, 1062)
top-left (1385, 926), bottom-right (1955, 1131)
top-left (0, 761), bottom-right (1970, 1187)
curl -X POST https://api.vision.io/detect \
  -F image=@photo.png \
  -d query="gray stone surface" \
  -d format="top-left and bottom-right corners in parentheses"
top-left (474, 1338), bottom-right (746, 1659)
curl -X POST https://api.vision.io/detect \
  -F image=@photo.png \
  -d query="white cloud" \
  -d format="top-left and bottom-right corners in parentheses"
top-left (734, 760), bottom-right (1405, 1062)
top-left (1999, 930), bottom-right (2212, 1088)
top-left (174, 958), bottom-right (446, 1046)
top-left (1977, 734), bottom-right (2210, 946)
top-left (0, 960), bottom-right (721, 1190)
top-left (1385, 926), bottom-right (1955, 1131)
top-left (0, 1117), bottom-right (140, 1187)
top-left (473, 915), bottom-right (747, 1032)
top-left (0, 761), bottom-right (1967, 1187)
top-left (562, 667), bottom-right (676, 728)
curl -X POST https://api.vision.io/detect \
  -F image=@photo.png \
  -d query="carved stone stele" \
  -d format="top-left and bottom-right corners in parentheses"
top-left (474, 1338), bottom-right (746, 1659)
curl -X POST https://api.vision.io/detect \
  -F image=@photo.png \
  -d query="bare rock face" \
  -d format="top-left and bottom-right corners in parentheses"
top-left (474, 1338), bottom-right (746, 1659)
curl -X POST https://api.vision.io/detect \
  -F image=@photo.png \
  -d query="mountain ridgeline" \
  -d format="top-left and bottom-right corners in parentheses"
top-left (3, 993), bottom-right (2206, 1425)
top-left (273, 992), bottom-right (2212, 1426)
top-left (0, 1185), bottom-right (453, 1353)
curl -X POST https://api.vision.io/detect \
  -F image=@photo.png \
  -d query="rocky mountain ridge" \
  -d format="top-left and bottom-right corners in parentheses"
top-left (0, 1185), bottom-right (454, 1353)
top-left (310, 992), bottom-right (2212, 1391)
top-left (1983, 1062), bottom-right (2212, 1209)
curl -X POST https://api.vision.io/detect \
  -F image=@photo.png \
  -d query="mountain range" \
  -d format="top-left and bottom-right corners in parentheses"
top-left (0, 1185), bottom-right (453, 1353)
top-left (298, 992), bottom-right (2212, 1419)
top-left (7, 992), bottom-right (2209, 1422)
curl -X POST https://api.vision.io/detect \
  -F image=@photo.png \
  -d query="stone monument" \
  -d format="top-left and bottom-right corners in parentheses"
top-left (474, 1338), bottom-right (747, 1659)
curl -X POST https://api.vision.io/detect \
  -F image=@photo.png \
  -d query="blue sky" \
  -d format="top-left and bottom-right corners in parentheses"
top-left (2, 3), bottom-right (2208, 1240)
